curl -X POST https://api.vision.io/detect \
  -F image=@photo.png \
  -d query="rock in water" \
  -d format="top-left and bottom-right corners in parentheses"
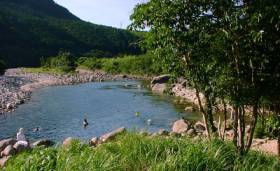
top-left (90, 137), bottom-right (99, 147)
top-left (32, 139), bottom-right (55, 148)
top-left (100, 127), bottom-right (126, 142)
top-left (151, 75), bottom-right (170, 84)
top-left (13, 142), bottom-right (29, 153)
top-left (172, 119), bottom-right (189, 134)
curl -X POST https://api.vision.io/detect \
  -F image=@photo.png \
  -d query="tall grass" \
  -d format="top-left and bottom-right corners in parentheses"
top-left (4, 133), bottom-right (280, 171)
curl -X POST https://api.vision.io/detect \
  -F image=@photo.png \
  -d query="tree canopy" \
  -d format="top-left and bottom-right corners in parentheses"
top-left (130, 0), bottom-right (280, 155)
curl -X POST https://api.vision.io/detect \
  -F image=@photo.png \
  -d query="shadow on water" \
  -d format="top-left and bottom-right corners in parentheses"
top-left (0, 81), bottom-right (201, 141)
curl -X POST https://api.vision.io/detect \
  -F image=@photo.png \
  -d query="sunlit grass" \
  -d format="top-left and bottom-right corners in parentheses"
top-left (4, 133), bottom-right (280, 171)
top-left (23, 67), bottom-right (70, 74)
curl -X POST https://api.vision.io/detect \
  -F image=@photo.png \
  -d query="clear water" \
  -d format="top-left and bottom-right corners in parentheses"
top-left (0, 81), bottom-right (199, 142)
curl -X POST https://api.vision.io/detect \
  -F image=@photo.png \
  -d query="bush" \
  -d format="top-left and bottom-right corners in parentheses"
top-left (76, 52), bottom-right (164, 75)
top-left (42, 51), bottom-right (76, 72)
top-left (255, 114), bottom-right (280, 138)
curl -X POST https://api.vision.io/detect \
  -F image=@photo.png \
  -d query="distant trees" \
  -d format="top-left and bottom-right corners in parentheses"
top-left (42, 51), bottom-right (75, 72)
top-left (0, 0), bottom-right (143, 67)
top-left (130, 0), bottom-right (280, 155)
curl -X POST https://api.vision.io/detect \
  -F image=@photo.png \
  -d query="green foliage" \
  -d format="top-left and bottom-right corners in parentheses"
top-left (5, 133), bottom-right (279, 171)
top-left (42, 51), bottom-right (75, 72)
top-left (77, 52), bottom-right (162, 75)
top-left (0, 0), bottom-right (143, 67)
top-left (130, 0), bottom-right (280, 154)
top-left (255, 114), bottom-right (280, 138)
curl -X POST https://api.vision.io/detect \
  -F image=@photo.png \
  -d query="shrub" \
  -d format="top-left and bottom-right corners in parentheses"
top-left (42, 51), bottom-right (76, 72)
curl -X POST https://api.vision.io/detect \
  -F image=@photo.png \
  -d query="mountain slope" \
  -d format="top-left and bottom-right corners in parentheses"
top-left (0, 0), bottom-right (142, 67)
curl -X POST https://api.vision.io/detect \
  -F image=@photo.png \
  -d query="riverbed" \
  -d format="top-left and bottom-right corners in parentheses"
top-left (0, 81), bottom-right (199, 141)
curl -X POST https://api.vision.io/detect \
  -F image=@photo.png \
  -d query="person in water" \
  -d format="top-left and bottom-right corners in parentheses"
top-left (83, 118), bottom-right (89, 127)
top-left (14, 128), bottom-right (28, 147)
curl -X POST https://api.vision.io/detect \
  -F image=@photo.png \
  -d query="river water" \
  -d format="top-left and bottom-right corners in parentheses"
top-left (0, 81), bottom-right (200, 141)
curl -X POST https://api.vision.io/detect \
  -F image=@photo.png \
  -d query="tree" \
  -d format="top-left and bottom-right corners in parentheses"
top-left (130, 0), bottom-right (280, 155)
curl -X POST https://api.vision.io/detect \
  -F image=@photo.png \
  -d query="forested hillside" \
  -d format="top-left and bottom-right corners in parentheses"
top-left (0, 0), bottom-right (142, 67)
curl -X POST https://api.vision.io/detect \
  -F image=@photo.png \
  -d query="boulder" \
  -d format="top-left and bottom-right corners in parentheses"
top-left (151, 75), bottom-right (170, 84)
top-left (172, 119), bottom-right (189, 134)
top-left (6, 103), bottom-right (13, 109)
top-left (186, 129), bottom-right (196, 137)
top-left (184, 106), bottom-right (193, 112)
top-left (62, 137), bottom-right (75, 148)
top-left (90, 137), bottom-right (99, 147)
top-left (151, 83), bottom-right (167, 94)
top-left (100, 127), bottom-right (126, 142)
top-left (32, 139), bottom-right (55, 148)
top-left (157, 129), bottom-right (169, 136)
top-left (0, 145), bottom-right (15, 157)
top-left (194, 121), bottom-right (206, 133)
top-left (13, 142), bottom-right (29, 153)
top-left (0, 138), bottom-right (17, 152)
top-left (0, 156), bottom-right (11, 167)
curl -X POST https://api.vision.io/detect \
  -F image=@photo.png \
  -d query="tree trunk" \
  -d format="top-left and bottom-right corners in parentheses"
top-left (205, 95), bottom-right (217, 133)
top-left (245, 104), bottom-right (258, 154)
top-left (277, 128), bottom-right (280, 157)
top-left (233, 106), bottom-right (239, 149)
top-left (195, 88), bottom-right (210, 140)
top-left (222, 98), bottom-right (227, 140)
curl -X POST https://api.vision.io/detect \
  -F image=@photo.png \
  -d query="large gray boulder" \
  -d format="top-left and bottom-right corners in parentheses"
top-left (0, 138), bottom-right (17, 152)
top-left (13, 142), bottom-right (29, 153)
top-left (32, 139), bottom-right (55, 148)
top-left (172, 119), bottom-right (189, 134)
top-left (0, 145), bottom-right (15, 157)
top-left (151, 75), bottom-right (170, 85)
top-left (100, 127), bottom-right (126, 143)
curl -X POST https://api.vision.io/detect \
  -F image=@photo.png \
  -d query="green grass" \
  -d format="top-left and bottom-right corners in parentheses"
top-left (4, 133), bottom-right (280, 171)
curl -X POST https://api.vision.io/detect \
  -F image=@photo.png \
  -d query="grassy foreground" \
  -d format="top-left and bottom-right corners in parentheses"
top-left (4, 133), bottom-right (279, 171)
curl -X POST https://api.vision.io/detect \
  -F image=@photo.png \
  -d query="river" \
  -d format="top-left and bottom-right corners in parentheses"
top-left (0, 81), bottom-right (199, 141)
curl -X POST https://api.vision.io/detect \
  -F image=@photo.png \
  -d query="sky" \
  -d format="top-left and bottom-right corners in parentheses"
top-left (54, 0), bottom-right (147, 29)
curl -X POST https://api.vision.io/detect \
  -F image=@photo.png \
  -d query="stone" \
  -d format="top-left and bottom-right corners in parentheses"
top-left (90, 137), bottom-right (99, 147)
top-left (32, 139), bottom-right (55, 148)
top-left (0, 138), bottom-right (17, 152)
top-left (0, 145), bottom-right (15, 157)
top-left (6, 103), bottom-right (13, 109)
top-left (0, 156), bottom-right (11, 167)
top-left (13, 142), bottom-right (29, 153)
top-left (184, 106), bottom-right (193, 112)
top-left (62, 137), bottom-right (76, 148)
top-left (225, 130), bottom-right (234, 140)
top-left (151, 83), bottom-right (167, 94)
top-left (194, 121), bottom-right (206, 133)
top-left (151, 75), bottom-right (170, 84)
top-left (186, 129), bottom-right (196, 136)
top-left (157, 129), bottom-right (169, 136)
top-left (100, 127), bottom-right (126, 142)
top-left (172, 119), bottom-right (189, 134)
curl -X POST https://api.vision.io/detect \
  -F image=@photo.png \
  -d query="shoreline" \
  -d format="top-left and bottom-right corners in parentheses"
top-left (0, 68), bottom-right (149, 114)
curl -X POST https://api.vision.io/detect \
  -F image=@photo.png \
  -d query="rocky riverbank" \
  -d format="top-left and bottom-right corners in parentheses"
top-left (0, 68), bottom-right (141, 114)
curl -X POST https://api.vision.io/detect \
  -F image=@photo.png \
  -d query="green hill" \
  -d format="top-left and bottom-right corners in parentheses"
top-left (0, 0), bottom-right (142, 67)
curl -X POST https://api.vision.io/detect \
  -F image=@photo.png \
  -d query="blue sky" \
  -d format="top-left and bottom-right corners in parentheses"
top-left (54, 0), bottom-right (146, 28)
